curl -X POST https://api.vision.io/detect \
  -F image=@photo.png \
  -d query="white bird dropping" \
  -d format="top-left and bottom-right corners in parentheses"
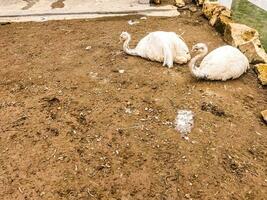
top-left (175, 110), bottom-right (194, 140)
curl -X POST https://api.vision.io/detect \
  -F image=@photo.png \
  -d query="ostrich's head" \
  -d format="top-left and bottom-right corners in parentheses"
top-left (192, 43), bottom-right (207, 53)
top-left (120, 31), bottom-right (130, 42)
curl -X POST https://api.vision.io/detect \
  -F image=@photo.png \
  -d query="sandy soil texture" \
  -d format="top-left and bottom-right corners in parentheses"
top-left (0, 10), bottom-right (266, 200)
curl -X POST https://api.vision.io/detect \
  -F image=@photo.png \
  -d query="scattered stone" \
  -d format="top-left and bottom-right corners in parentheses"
top-left (128, 20), bottom-right (140, 25)
top-left (195, 0), bottom-right (206, 6)
top-left (212, 7), bottom-right (231, 26)
top-left (189, 6), bottom-right (197, 12)
top-left (214, 14), bottom-right (233, 34)
top-left (175, 0), bottom-right (185, 8)
top-left (140, 16), bottom-right (147, 20)
top-left (202, 2), bottom-right (219, 19)
top-left (85, 46), bottom-right (92, 50)
top-left (261, 110), bottom-right (267, 123)
top-left (202, 2), bottom-right (231, 26)
top-left (224, 23), bottom-right (267, 64)
top-left (255, 64), bottom-right (267, 85)
top-left (224, 23), bottom-right (258, 46)
top-left (40, 192), bottom-right (45, 197)
top-left (239, 40), bottom-right (267, 64)
top-left (89, 72), bottom-right (98, 78)
top-left (202, 0), bottom-right (252, 48)
top-left (202, 2), bottom-right (233, 35)
top-left (112, 69), bottom-right (125, 73)
top-left (185, 193), bottom-right (191, 199)
top-left (125, 108), bottom-right (132, 114)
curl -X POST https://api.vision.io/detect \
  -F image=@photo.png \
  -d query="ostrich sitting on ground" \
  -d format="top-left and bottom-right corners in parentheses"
top-left (189, 43), bottom-right (249, 81)
top-left (120, 31), bottom-right (191, 68)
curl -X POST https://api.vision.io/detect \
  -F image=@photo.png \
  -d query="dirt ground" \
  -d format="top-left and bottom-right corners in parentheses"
top-left (0, 8), bottom-right (267, 200)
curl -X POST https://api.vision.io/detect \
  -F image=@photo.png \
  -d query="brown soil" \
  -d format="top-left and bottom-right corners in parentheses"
top-left (0, 11), bottom-right (266, 200)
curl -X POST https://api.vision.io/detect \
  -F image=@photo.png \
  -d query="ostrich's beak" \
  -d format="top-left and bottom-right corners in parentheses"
top-left (191, 48), bottom-right (197, 52)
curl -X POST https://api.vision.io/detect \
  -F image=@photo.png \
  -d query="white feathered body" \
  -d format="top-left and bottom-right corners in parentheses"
top-left (196, 46), bottom-right (249, 80)
top-left (124, 31), bottom-right (191, 67)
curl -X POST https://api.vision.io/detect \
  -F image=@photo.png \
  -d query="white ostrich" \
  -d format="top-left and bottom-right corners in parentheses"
top-left (120, 31), bottom-right (191, 68)
top-left (189, 43), bottom-right (250, 81)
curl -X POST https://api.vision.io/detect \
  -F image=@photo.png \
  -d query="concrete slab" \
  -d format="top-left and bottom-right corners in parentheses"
top-left (0, 0), bottom-right (179, 22)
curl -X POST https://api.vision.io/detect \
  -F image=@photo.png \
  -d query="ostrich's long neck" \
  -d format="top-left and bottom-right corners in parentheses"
top-left (189, 47), bottom-right (208, 78)
top-left (123, 35), bottom-right (138, 56)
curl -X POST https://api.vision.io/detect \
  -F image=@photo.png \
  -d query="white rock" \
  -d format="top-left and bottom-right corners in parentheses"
top-left (224, 23), bottom-right (267, 64)
top-left (128, 20), bottom-right (140, 25)
top-left (175, 0), bottom-right (185, 7)
top-left (125, 108), bottom-right (132, 114)
top-left (239, 41), bottom-right (267, 64)
top-left (85, 46), bottom-right (92, 50)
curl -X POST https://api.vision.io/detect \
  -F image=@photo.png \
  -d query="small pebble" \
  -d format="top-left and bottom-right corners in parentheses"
top-left (185, 194), bottom-right (191, 199)
top-left (189, 6), bottom-right (197, 12)
top-left (85, 46), bottom-right (92, 50)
